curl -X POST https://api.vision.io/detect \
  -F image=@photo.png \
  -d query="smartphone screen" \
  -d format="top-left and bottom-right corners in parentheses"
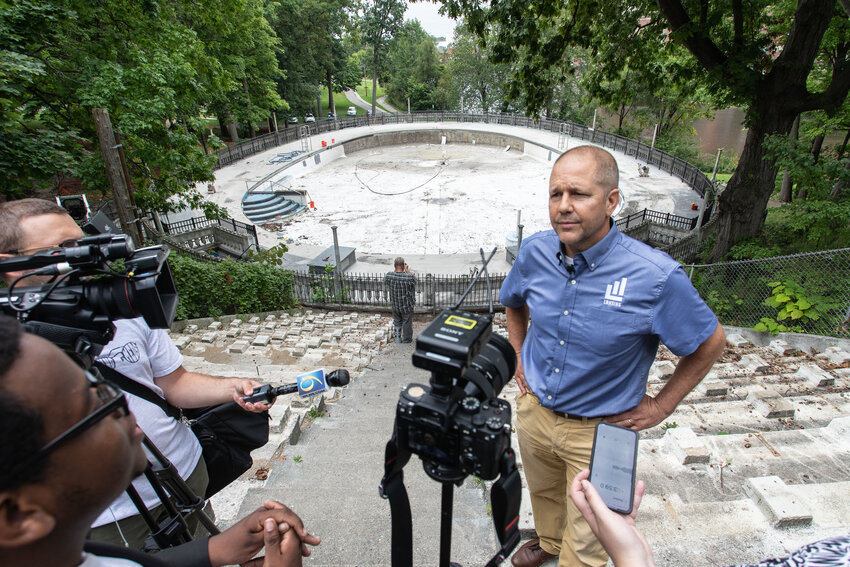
top-left (588, 422), bottom-right (639, 514)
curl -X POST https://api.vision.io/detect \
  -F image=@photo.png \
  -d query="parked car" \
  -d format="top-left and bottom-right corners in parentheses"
top-left (304, 113), bottom-right (315, 123)
top-left (286, 115), bottom-right (298, 124)
top-left (347, 106), bottom-right (357, 116)
top-left (366, 109), bottom-right (372, 116)
top-left (326, 112), bottom-right (337, 120)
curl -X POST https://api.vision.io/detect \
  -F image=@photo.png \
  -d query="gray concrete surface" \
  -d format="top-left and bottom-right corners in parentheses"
top-left (175, 311), bottom-right (850, 567)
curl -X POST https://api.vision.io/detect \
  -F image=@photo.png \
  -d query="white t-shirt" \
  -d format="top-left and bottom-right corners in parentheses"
top-left (79, 552), bottom-right (140, 566)
top-left (92, 318), bottom-right (203, 528)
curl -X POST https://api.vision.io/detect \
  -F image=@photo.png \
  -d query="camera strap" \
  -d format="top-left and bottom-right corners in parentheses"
top-left (485, 448), bottom-right (522, 567)
top-left (95, 362), bottom-right (182, 421)
top-left (379, 431), bottom-right (413, 567)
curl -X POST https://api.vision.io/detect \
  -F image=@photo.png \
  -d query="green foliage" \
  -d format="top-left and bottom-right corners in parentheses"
top-left (705, 290), bottom-right (743, 319)
top-left (307, 406), bottom-right (325, 419)
top-left (661, 421), bottom-right (678, 431)
top-left (753, 280), bottom-right (832, 334)
top-left (309, 264), bottom-right (350, 304)
top-left (168, 253), bottom-right (297, 320)
top-left (293, 455), bottom-right (303, 463)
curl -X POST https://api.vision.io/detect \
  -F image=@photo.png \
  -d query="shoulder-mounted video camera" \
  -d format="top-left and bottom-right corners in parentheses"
top-left (0, 233), bottom-right (177, 364)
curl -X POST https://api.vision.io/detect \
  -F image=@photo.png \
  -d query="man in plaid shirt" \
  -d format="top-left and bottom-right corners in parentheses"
top-left (384, 257), bottom-right (417, 343)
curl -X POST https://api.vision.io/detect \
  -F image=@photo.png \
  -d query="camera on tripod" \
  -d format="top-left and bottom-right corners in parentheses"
top-left (0, 233), bottom-right (177, 358)
top-left (396, 309), bottom-right (515, 482)
top-left (381, 248), bottom-right (522, 567)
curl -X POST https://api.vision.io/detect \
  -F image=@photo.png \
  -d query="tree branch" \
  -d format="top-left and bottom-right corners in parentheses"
top-left (732, 0), bottom-right (744, 48)
top-left (655, 0), bottom-right (728, 71)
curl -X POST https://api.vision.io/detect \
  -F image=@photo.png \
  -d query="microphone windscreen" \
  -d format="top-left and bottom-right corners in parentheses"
top-left (327, 369), bottom-right (350, 387)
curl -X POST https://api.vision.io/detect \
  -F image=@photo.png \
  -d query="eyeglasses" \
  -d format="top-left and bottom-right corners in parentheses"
top-left (7, 371), bottom-right (129, 479)
top-left (3, 238), bottom-right (80, 256)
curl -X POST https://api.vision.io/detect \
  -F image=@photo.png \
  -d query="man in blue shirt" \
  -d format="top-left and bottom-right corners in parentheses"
top-left (501, 146), bottom-right (725, 567)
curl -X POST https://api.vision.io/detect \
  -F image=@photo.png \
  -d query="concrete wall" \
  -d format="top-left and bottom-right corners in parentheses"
top-left (341, 129), bottom-right (527, 155)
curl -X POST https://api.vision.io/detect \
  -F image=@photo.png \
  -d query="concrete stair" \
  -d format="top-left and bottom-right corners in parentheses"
top-left (242, 192), bottom-right (305, 223)
top-left (179, 313), bottom-right (850, 567)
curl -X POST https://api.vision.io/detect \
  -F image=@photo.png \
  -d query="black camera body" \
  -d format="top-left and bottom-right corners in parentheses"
top-left (392, 307), bottom-right (516, 483)
top-left (396, 381), bottom-right (511, 482)
top-left (0, 234), bottom-right (177, 360)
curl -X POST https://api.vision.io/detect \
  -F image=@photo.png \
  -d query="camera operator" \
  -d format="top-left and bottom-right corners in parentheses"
top-left (0, 315), bottom-right (320, 567)
top-left (0, 198), bottom-right (274, 549)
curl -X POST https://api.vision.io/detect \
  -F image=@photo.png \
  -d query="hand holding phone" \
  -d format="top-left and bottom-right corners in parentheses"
top-left (588, 422), bottom-right (639, 514)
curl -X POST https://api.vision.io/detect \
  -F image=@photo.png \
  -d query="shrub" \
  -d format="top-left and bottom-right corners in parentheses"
top-left (168, 253), bottom-right (297, 320)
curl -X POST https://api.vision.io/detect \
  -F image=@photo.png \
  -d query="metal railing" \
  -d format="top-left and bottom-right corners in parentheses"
top-left (212, 111), bottom-right (714, 200)
top-left (616, 209), bottom-right (699, 232)
top-left (162, 216), bottom-right (259, 250)
top-left (292, 270), bottom-right (507, 312)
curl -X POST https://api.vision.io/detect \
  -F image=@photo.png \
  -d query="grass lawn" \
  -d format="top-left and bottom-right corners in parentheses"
top-left (705, 172), bottom-right (733, 183)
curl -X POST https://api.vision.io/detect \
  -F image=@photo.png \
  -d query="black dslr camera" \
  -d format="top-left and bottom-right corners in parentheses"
top-left (396, 309), bottom-right (515, 482)
top-left (0, 233), bottom-right (177, 361)
top-left (381, 249), bottom-right (522, 567)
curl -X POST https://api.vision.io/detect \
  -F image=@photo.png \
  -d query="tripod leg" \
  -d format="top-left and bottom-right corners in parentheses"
top-left (440, 482), bottom-right (463, 567)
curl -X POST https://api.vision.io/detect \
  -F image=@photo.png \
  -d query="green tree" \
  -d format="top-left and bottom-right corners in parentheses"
top-left (386, 20), bottom-right (444, 110)
top-left (440, 0), bottom-right (850, 261)
top-left (447, 25), bottom-right (510, 113)
top-left (362, 0), bottom-right (406, 115)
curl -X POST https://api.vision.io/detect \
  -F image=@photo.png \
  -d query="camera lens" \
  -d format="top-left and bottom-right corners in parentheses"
top-left (461, 334), bottom-right (516, 401)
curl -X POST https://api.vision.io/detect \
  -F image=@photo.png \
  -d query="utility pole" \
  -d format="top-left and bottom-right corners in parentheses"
top-left (92, 108), bottom-right (142, 247)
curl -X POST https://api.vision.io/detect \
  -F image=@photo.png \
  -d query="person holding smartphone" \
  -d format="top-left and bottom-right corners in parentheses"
top-left (500, 145), bottom-right (726, 567)
top-left (569, 470), bottom-right (850, 567)
top-left (385, 257), bottom-right (417, 343)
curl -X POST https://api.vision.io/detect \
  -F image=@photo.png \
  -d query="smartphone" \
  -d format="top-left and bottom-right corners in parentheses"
top-left (588, 422), bottom-right (639, 514)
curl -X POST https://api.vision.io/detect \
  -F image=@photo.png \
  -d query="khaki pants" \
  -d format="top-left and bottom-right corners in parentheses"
top-left (88, 457), bottom-right (215, 550)
top-left (515, 392), bottom-right (608, 567)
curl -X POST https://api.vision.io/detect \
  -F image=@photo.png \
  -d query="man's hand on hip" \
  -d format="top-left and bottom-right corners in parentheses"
top-left (513, 355), bottom-right (528, 394)
top-left (605, 395), bottom-right (669, 431)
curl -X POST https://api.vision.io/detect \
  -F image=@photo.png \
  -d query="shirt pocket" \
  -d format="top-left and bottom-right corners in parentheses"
top-left (579, 307), bottom-right (638, 357)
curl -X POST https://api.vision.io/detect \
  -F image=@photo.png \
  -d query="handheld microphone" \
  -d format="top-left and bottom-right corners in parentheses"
top-left (243, 369), bottom-right (351, 404)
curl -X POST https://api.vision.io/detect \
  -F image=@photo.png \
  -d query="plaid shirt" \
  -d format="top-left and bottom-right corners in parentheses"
top-left (384, 271), bottom-right (416, 312)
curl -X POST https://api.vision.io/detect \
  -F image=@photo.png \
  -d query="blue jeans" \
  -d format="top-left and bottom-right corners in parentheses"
top-left (392, 310), bottom-right (413, 342)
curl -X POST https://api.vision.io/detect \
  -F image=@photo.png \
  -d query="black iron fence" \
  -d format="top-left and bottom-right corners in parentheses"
top-left (616, 209), bottom-right (699, 232)
top-left (292, 270), bottom-right (507, 312)
top-left (162, 216), bottom-right (259, 250)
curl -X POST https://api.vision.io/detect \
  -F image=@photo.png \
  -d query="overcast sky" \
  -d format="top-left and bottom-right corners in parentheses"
top-left (404, 1), bottom-right (458, 41)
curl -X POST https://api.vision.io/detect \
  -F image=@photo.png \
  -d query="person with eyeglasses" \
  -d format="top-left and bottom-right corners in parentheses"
top-left (0, 315), bottom-right (320, 566)
top-left (0, 198), bottom-right (275, 549)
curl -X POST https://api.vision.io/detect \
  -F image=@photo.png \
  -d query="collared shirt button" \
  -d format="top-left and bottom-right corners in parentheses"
top-left (571, 280), bottom-right (576, 285)
top-left (563, 310), bottom-right (569, 316)
top-left (554, 368), bottom-right (559, 373)
top-left (547, 395), bottom-right (552, 400)
top-left (591, 263), bottom-right (596, 268)
top-left (559, 340), bottom-right (564, 345)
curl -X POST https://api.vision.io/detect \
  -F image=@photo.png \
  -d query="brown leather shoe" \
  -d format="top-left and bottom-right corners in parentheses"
top-left (511, 538), bottom-right (557, 567)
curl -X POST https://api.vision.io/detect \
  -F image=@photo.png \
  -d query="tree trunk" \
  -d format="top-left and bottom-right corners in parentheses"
top-left (327, 70), bottom-right (335, 115)
top-left (371, 56), bottom-right (378, 116)
top-left (709, 112), bottom-right (797, 261)
top-left (830, 129), bottom-right (850, 198)
top-left (779, 114), bottom-right (800, 202)
top-left (316, 81), bottom-right (322, 118)
top-left (242, 77), bottom-right (256, 138)
top-left (227, 122), bottom-right (239, 143)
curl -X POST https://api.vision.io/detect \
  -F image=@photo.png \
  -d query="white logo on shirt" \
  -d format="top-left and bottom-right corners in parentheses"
top-left (604, 277), bottom-right (628, 306)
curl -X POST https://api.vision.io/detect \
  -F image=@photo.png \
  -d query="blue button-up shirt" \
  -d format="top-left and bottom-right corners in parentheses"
top-left (500, 221), bottom-right (718, 416)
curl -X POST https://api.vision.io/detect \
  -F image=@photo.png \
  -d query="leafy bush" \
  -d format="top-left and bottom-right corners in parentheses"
top-left (168, 253), bottom-right (297, 320)
top-left (753, 280), bottom-right (832, 334)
